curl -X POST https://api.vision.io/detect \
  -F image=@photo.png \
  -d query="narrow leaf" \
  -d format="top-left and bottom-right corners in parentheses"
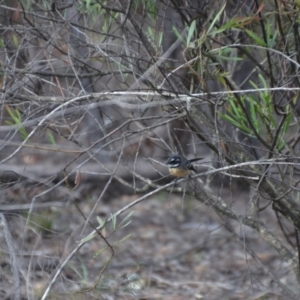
top-left (187, 20), bottom-right (196, 45)
top-left (207, 3), bottom-right (226, 34)
top-left (245, 29), bottom-right (267, 46)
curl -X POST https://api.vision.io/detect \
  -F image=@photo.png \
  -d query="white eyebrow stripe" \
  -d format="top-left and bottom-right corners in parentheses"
top-left (169, 163), bottom-right (180, 167)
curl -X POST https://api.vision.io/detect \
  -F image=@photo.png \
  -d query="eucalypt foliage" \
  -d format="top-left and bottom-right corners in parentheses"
top-left (219, 75), bottom-right (293, 152)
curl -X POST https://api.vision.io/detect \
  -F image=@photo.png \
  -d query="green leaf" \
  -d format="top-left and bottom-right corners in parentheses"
top-left (86, 0), bottom-right (92, 9)
top-left (47, 132), bottom-right (56, 145)
top-left (214, 16), bottom-right (259, 34)
top-left (141, 107), bottom-right (149, 118)
top-left (187, 20), bottom-right (196, 45)
top-left (146, 0), bottom-right (158, 20)
top-left (219, 112), bottom-right (253, 135)
top-left (228, 97), bottom-right (240, 117)
top-left (248, 95), bottom-right (263, 114)
top-left (147, 27), bottom-right (154, 41)
top-left (214, 19), bottom-right (238, 34)
top-left (111, 213), bottom-right (117, 231)
top-left (120, 220), bottom-right (132, 228)
top-left (268, 29), bottom-right (278, 48)
top-left (97, 216), bottom-right (107, 229)
top-left (249, 98), bottom-right (259, 130)
top-left (172, 26), bottom-right (185, 44)
top-left (114, 234), bottom-right (132, 246)
top-left (94, 246), bottom-right (108, 258)
top-left (282, 107), bottom-right (292, 135)
top-left (276, 137), bottom-right (286, 151)
top-left (158, 31), bottom-right (163, 46)
top-left (119, 211), bottom-right (134, 227)
top-left (258, 74), bottom-right (269, 97)
top-left (245, 29), bottom-right (267, 46)
top-left (6, 106), bottom-right (29, 140)
top-left (218, 55), bottom-right (243, 62)
top-left (207, 3), bottom-right (226, 35)
top-left (80, 233), bottom-right (96, 244)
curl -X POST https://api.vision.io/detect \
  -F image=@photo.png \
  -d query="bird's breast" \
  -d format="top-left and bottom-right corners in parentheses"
top-left (169, 167), bottom-right (190, 177)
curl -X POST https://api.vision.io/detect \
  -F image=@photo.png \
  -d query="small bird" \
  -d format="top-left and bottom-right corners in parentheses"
top-left (166, 154), bottom-right (203, 178)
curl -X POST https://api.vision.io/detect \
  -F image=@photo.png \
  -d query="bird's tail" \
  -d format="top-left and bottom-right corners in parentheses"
top-left (189, 158), bottom-right (203, 163)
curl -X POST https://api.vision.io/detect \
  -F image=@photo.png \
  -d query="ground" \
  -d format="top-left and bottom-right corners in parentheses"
top-left (0, 181), bottom-right (297, 300)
